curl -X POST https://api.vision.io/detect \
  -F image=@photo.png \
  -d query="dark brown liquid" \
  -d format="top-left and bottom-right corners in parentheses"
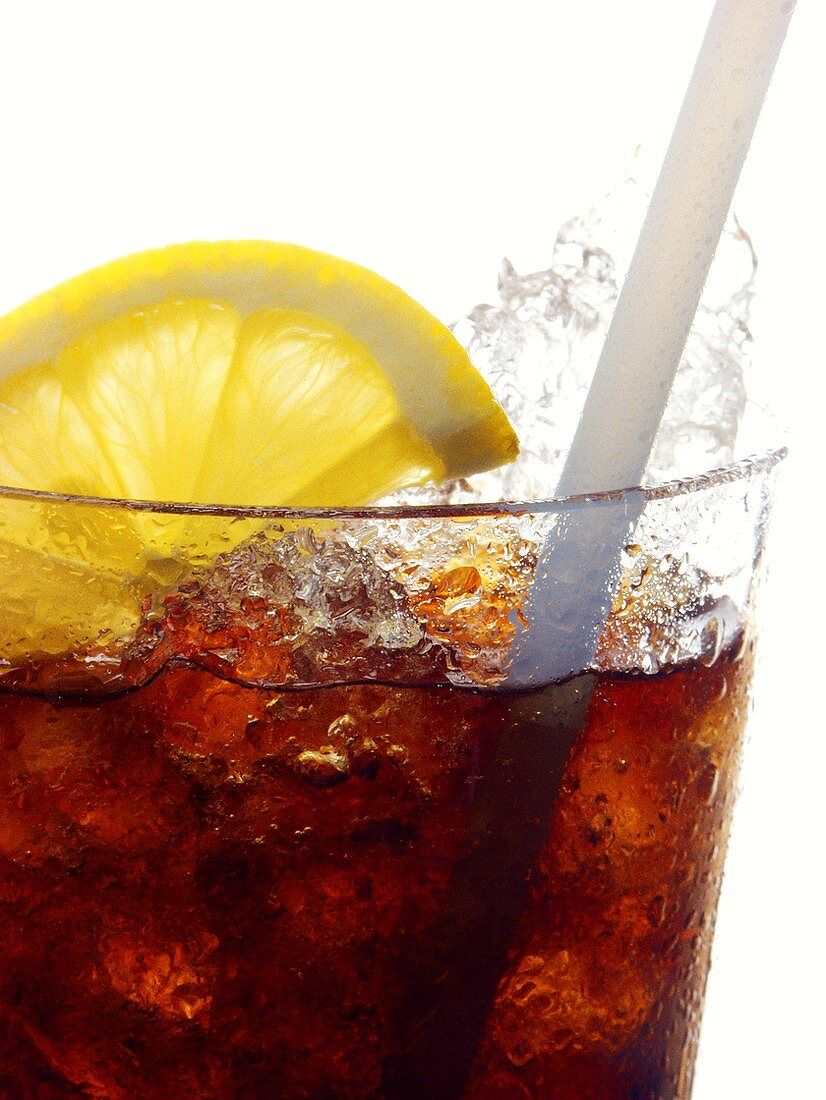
top-left (0, 640), bottom-right (752, 1098)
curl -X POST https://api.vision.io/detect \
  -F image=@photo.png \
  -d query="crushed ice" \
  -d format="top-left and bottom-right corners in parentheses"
top-left (384, 177), bottom-right (757, 504)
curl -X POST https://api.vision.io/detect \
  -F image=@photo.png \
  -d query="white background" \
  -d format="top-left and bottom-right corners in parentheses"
top-left (0, 2), bottom-right (823, 1096)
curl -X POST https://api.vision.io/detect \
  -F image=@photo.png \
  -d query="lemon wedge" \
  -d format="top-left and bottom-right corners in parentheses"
top-left (0, 242), bottom-right (517, 661)
top-left (0, 241), bottom-right (517, 507)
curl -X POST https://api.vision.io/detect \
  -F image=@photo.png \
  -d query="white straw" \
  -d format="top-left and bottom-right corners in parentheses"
top-left (511, 0), bottom-right (795, 685)
top-left (558, 0), bottom-right (796, 497)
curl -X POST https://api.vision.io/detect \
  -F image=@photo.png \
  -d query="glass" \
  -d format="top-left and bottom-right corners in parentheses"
top-left (0, 446), bottom-right (783, 1098)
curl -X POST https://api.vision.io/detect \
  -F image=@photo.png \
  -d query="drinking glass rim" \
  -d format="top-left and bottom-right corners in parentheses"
top-left (0, 447), bottom-right (787, 520)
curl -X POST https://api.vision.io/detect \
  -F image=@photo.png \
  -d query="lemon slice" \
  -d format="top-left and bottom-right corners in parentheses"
top-left (0, 242), bottom-right (517, 660)
top-left (0, 241), bottom-right (517, 507)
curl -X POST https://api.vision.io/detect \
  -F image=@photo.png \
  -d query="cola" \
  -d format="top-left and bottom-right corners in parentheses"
top-left (0, 631), bottom-right (752, 1098)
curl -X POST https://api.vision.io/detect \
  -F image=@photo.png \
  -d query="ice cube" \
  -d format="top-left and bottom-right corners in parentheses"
top-left (102, 931), bottom-right (218, 1022)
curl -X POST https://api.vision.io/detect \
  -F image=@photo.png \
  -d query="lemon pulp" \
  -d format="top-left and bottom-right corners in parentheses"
top-left (0, 241), bottom-right (517, 507)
